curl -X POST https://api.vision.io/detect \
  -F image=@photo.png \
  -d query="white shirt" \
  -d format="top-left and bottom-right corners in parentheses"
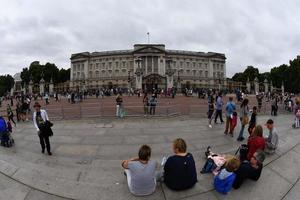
top-left (33, 109), bottom-right (49, 131)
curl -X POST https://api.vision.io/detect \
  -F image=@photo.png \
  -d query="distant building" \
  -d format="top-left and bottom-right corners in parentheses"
top-left (70, 44), bottom-right (226, 91)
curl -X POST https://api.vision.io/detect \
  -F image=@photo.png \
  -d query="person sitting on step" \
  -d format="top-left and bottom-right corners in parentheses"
top-left (121, 145), bottom-right (157, 196)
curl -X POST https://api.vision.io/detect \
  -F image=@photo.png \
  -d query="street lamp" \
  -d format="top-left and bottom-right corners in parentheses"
top-left (165, 58), bottom-right (175, 90)
top-left (128, 70), bottom-right (132, 90)
top-left (135, 57), bottom-right (143, 90)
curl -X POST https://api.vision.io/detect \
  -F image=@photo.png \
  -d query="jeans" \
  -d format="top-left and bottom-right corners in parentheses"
top-left (271, 105), bottom-right (277, 116)
top-left (116, 105), bottom-right (123, 117)
top-left (214, 110), bottom-right (224, 123)
top-left (150, 106), bottom-right (156, 115)
top-left (144, 105), bottom-right (149, 115)
top-left (39, 134), bottom-right (51, 153)
top-left (238, 118), bottom-right (245, 139)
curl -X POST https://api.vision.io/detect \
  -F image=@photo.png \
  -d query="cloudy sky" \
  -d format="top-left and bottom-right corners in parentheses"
top-left (0, 0), bottom-right (299, 77)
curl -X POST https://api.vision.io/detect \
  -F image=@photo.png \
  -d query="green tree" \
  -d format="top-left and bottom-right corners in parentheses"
top-left (0, 75), bottom-right (14, 96)
top-left (20, 61), bottom-right (70, 85)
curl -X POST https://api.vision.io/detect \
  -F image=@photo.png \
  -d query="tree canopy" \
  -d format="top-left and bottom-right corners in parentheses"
top-left (231, 57), bottom-right (300, 93)
top-left (20, 61), bottom-right (70, 85)
top-left (0, 75), bottom-right (14, 96)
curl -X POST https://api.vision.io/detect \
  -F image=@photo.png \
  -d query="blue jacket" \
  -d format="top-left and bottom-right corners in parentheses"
top-left (214, 172), bottom-right (236, 194)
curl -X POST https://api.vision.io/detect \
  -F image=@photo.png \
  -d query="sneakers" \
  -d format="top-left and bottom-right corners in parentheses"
top-left (208, 124), bottom-right (212, 128)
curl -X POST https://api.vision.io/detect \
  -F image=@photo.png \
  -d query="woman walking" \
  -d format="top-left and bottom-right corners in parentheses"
top-left (33, 102), bottom-right (53, 155)
top-left (7, 104), bottom-right (16, 126)
top-left (143, 93), bottom-right (149, 116)
top-left (237, 99), bottom-right (249, 141)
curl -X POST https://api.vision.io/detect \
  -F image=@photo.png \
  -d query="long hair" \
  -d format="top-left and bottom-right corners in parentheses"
top-left (251, 125), bottom-right (263, 137)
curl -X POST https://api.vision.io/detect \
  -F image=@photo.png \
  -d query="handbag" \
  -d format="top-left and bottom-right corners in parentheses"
top-left (242, 116), bottom-right (249, 125)
top-left (235, 144), bottom-right (248, 161)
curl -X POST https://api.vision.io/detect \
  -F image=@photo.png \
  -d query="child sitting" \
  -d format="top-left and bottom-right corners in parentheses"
top-left (214, 157), bottom-right (240, 194)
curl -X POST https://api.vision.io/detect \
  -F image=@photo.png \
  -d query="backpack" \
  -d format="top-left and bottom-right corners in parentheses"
top-left (0, 118), bottom-right (7, 132)
top-left (227, 102), bottom-right (234, 113)
top-left (235, 144), bottom-right (248, 161)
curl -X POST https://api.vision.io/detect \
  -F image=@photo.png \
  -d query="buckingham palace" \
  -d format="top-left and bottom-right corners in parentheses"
top-left (70, 44), bottom-right (226, 91)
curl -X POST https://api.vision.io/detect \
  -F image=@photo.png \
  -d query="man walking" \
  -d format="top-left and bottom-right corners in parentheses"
top-left (215, 92), bottom-right (224, 124)
top-left (224, 97), bottom-right (236, 137)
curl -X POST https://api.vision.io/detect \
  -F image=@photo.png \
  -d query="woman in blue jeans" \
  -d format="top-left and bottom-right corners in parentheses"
top-left (237, 99), bottom-right (249, 141)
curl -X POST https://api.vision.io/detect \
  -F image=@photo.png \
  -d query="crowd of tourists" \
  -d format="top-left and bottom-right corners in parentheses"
top-left (0, 89), bottom-right (299, 197)
top-left (121, 120), bottom-right (277, 197)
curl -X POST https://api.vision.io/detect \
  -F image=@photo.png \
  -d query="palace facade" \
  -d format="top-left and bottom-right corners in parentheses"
top-left (70, 44), bottom-right (226, 91)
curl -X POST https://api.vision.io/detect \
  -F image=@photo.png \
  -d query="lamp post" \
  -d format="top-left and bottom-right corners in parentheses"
top-left (135, 57), bottom-right (143, 90)
top-left (165, 58), bottom-right (175, 91)
top-left (128, 70), bottom-right (132, 92)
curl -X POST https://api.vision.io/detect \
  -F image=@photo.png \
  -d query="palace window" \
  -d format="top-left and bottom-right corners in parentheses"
top-left (205, 71), bottom-right (208, 78)
top-left (186, 62), bottom-right (190, 68)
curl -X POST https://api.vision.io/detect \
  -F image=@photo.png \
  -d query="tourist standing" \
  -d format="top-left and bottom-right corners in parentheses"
top-left (6, 104), bottom-right (16, 127)
top-left (16, 101), bottom-right (21, 122)
top-left (293, 100), bottom-right (300, 128)
top-left (224, 97), bottom-right (236, 137)
top-left (207, 96), bottom-right (215, 128)
top-left (44, 93), bottom-right (49, 105)
top-left (33, 102), bottom-right (53, 155)
top-left (143, 93), bottom-right (149, 116)
top-left (214, 93), bottom-right (224, 124)
top-left (149, 94), bottom-right (157, 115)
top-left (237, 99), bottom-right (249, 141)
top-left (271, 96), bottom-right (278, 116)
top-left (116, 94), bottom-right (124, 118)
top-left (256, 93), bottom-right (263, 113)
top-left (248, 106), bottom-right (257, 135)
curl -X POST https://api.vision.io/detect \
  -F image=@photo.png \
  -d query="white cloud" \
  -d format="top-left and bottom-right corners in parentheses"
top-left (0, 0), bottom-right (299, 77)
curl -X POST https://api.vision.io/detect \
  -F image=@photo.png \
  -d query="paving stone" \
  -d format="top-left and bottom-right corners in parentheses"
top-left (0, 114), bottom-right (298, 199)
top-left (268, 150), bottom-right (300, 184)
top-left (282, 179), bottom-right (300, 200)
top-left (25, 190), bottom-right (68, 200)
top-left (55, 145), bottom-right (99, 157)
top-left (0, 173), bottom-right (30, 200)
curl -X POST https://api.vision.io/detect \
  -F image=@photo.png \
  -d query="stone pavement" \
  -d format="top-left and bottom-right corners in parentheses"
top-left (0, 114), bottom-right (299, 200)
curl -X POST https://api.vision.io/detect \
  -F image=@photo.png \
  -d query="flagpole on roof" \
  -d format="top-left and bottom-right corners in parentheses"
top-left (147, 32), bottom-right (150, 44)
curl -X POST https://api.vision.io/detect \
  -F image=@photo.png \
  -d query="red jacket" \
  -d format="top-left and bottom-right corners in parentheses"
top-left (247, 136), bottom-right (265, 160)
